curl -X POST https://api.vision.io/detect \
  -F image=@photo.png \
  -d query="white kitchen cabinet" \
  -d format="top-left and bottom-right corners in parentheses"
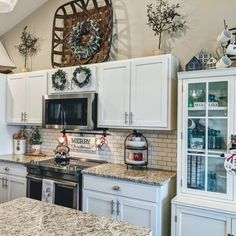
top-left (174, 206), bottom-right (229, 236)
top-left (117, 196), bottom-right (157, 232)
top-left (0, 162), bottom-right (27, 203)
top-left (98, 54), bottom-right (179, 130)
top-left (0, 173), bottom-right (6, 204)
top-left (7, 71), bottom-right (47, 125)
top-left (83, 190), bottom-right (116, 220)
top-left (6, 175), bottom-right (26, 201)
top-left (232, 219), bottom-right (236, 235)
top-left (98, 60), bottom-right (130, 127)
top-left (0, 74), bottom-right (19, 155)
top-left (83, 174), bottom-right (175, 236)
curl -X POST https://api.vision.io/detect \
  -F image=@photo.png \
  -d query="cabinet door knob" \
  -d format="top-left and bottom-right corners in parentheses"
top-left (4, 167), bottom-right (9, 172)
top-left (112, 185), bottom-right (121, 191)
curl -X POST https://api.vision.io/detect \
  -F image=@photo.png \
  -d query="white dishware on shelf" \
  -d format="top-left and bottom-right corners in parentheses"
top-left (126, 140), bottom-right (146, 148)
top-left (126, 159), bottom-right (146, 165)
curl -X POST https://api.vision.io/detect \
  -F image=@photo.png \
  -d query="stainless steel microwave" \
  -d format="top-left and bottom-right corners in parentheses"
top-left (42, 93), bottom-right (97, 130)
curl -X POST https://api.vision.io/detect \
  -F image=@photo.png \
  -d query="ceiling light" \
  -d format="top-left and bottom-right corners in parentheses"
top-left (0, 0), bottom-right (18, 13)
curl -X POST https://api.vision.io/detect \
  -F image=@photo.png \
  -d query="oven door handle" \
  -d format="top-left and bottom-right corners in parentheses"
top-left (54, 180), bottom-right (78, 188)
top-left (27, 176), bottom-right (42, 182)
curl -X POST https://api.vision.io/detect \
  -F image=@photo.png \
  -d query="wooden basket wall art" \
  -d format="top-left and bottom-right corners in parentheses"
top-left (51, 0), bottom-right (113, 68)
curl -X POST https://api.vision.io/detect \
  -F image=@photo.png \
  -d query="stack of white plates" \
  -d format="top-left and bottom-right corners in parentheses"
top-left (126, 141), bottom-right (146, 148)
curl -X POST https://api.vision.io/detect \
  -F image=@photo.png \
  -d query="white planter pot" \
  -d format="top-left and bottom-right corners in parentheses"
top-left (13, 139), bottom-right (26, 155)
top-left (31, 144), bottom-right (41, 154)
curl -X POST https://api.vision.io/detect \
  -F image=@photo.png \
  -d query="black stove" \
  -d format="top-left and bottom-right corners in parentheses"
top-left (26, 157), bottom-right (106, 210)
top-left (27, 157), bottom-right (106, 178)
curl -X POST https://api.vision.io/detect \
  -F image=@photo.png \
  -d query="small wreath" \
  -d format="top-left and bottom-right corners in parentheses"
top-left (51, 69), bottom-right (67, 90)
top-left (68, 20), bottom-right (102, 60)
top-left (72, 66), bottom-right (92, 88)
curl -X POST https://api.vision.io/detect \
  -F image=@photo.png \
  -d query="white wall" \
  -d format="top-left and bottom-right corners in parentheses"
top-left (1, 0), bottom-right (236, 72)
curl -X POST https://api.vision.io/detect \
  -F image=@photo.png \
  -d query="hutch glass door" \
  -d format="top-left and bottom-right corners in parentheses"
top-left (183, 78), bottom-right (233, 199)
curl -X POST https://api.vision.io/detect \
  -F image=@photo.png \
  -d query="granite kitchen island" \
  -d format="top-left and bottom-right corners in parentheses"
top-left (0, 197), bottom-right (151, 236)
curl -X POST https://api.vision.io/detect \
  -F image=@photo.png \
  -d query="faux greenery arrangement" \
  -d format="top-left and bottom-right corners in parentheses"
top-left (29, 127), bottom-right (42, 145)
top-left (147, 0), bottom-right (186, 51)
top-left (51, 69), bottom-right (67, 91)
top-left (16, 26), bottom-right (39, 70)
top-left (72, 66), bottom-right (91, 88)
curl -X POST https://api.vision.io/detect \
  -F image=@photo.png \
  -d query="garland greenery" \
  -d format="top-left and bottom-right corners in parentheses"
top-left (52, 69), bottom-right (67, 90)
top-left (72, 66), bottom-right (91, 88)
top-left (69, 20), bottom-right (102, 60)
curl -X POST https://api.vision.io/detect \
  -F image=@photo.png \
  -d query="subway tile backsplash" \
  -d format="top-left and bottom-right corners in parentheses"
top-left (39, 129), bottom-right (177, 171)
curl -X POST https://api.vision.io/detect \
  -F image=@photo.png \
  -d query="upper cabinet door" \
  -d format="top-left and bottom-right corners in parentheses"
top-left (26, 71), bottom-right (47, 124)
top-left (130, 56), bottom-right (169, 128)
top-left (7, 74), bottom-right (26, 123)
top-left (98, 60), bottom-right (131, 127)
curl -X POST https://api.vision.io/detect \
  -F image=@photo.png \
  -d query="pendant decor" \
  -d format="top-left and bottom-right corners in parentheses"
top-left (51, 0), bottom-right (113, 68)
top-left (72, 66), bottom-right (91, 88)
top-left (52, 69), bottom-right (67, 91)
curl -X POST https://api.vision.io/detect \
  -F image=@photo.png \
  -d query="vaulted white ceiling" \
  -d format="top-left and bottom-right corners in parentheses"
top-left (0, 0), bottom-right (48, 36)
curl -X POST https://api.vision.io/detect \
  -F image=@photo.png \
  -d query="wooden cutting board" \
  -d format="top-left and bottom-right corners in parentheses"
top-left (24, 153), bottom-right (46, 157)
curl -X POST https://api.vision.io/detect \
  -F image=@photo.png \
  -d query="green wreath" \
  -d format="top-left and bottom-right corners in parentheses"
top-left (69, 20), bottom-right (102, 60)
top-left (72, 66), bottom-right (91, 88)
top-left (52, 69), bottom-right (67, 90)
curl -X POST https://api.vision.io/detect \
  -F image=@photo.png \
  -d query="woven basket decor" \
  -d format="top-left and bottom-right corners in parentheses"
top-left (51, 0), bottom-right (113, 68)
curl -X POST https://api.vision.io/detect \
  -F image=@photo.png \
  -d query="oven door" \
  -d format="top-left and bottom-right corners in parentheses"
top-left (42, 93), bottom-right (96, 130)
top-left (54, 180), bottom-right (78, 209)
top-left (27, 175), bottom-right (42, 201)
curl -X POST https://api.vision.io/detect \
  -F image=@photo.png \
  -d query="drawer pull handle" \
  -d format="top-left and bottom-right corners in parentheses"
top-left (117, 200), bottom-right (120, 215)
top-left (112, 185), bottom-right (121, 191)
top-left (111, 200), bottom-right (115, 215)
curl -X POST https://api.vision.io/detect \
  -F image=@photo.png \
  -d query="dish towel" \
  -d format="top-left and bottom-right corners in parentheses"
top-left (42, 179), bottom-right (55, 204)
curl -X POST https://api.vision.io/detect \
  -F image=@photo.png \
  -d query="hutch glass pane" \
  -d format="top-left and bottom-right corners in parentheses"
top-left (188, 118), bottom-right (206, 150)
top-left (188, 83), bottom-right (206, 116)
top-left (187, 155), bottom-right (205, 190)
top-left (207, 156), bottom-right (227, 194)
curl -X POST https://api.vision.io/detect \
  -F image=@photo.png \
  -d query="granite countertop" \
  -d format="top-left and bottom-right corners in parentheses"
top-left (0, 154), bottom-right (52, 165)
top-left (82, 163), bottom-right (176, 186)
top-left (0, 197), bottom-right (151, 236)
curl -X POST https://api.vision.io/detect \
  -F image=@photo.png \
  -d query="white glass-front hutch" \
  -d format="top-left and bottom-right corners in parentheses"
top-left (180, 73), bottom-right (234, 200)
top-left (172, 69), bottom-right (236, 236)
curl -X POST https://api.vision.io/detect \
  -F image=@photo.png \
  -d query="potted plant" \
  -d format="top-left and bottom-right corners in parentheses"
top-left (29, 127), bottom-right (42, 154)
top-left (147, 0), bottom-right (187, 54)
top-left (15, 26), bottom-right (39, 72)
